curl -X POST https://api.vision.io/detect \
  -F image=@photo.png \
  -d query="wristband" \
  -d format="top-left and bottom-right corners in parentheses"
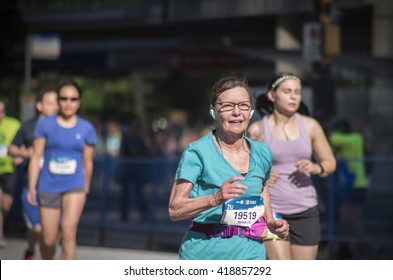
top-left (318, 163), bottom-right (324, 175)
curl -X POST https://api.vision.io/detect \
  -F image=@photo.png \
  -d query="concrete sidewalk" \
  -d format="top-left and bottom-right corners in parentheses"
top-left (0, 238), bottom-right (178, 260)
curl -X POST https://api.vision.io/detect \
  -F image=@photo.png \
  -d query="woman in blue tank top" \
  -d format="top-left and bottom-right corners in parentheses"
top-left (248, 73), bottom-right (336, 260)
top-left (169, 76), bottom-right (289, 260)
top-left (27, 79), bottom-right (97, 259)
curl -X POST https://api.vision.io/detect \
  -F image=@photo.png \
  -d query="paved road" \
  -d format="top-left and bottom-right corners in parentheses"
top-left (0, 237), bottom-right (178, 260)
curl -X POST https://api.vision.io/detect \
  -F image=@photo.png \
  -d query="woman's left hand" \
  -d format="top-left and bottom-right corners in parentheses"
top-left (267, 219), bottom-right (290, 239)
top-left (295, 159), bottom-right (320, 175)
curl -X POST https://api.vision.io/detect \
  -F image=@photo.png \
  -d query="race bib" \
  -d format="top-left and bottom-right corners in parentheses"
top-left (49, 156), bottom-right (77, 174)
top-left (220, 196), bottom-right (265, 228)
top-left (0, 145), bottom-right (8, 158)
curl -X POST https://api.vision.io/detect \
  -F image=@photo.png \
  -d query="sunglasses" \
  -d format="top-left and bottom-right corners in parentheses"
top-left (59, 97), bottom-right (80, 102)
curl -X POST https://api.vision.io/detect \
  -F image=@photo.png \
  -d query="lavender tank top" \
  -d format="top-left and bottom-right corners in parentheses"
top-left (262, 113), bottom-right (317, 214)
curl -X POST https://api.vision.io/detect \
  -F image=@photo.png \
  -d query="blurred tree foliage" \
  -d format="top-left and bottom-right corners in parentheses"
top-left (74, 75), bottom-right (154, 124)
top-left (75, 70), bottom-right (234, 126)
top-left (2, 69), bottom-right (239, 128)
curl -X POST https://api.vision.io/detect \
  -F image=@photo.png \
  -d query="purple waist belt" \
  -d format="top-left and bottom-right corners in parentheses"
top-left (189, 218), bottom-right (268, 240)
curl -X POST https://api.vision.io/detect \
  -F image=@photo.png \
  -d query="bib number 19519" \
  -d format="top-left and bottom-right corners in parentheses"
top-left (220, 197), bottom-right (264, 227)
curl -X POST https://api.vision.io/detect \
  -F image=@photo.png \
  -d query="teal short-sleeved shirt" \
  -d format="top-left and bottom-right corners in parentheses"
top-left (175, 130), bottom-right (273, 260)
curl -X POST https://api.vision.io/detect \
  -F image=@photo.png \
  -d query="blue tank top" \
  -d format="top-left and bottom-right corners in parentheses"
top-left (262, 113), bottom-right (317, 214)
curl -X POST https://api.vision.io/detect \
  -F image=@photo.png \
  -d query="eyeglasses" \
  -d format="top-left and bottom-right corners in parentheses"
top-left (59, 97), bottom-right (80, 102)
top-left (215, 101), bottom-right (251, 112)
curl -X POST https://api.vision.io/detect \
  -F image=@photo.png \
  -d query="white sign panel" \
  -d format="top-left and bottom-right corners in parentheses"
top-left (303, 22), bottom-right (322, 62)
top-left (31, 33), bottom-right (61, 60)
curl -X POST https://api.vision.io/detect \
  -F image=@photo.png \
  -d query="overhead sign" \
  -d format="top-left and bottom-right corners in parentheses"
top-left (166, 51), bottom-right (271, 69)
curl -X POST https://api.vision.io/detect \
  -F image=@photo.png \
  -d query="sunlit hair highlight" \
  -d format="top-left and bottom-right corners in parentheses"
top-left (211, 76), bottom-right (251, 105)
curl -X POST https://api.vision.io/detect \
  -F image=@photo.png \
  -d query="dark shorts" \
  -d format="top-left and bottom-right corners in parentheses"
top-left (0, 172), bottom-right (17, 195)
top-left (38, 187), bottom-right (85, 208)
top-left (281, 206), bottom-right (321, 246)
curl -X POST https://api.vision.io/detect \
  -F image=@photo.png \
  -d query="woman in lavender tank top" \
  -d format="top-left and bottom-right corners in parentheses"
top-left (248, 74), bottom-right (336, 260)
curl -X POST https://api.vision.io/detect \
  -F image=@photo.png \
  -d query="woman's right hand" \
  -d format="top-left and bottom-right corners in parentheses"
top-left (267, 171), bottom-right (279, 187)
top-left (214, 176), bottom-right (248, 204)
top-left (27, 189), bottom-right (38, 206)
